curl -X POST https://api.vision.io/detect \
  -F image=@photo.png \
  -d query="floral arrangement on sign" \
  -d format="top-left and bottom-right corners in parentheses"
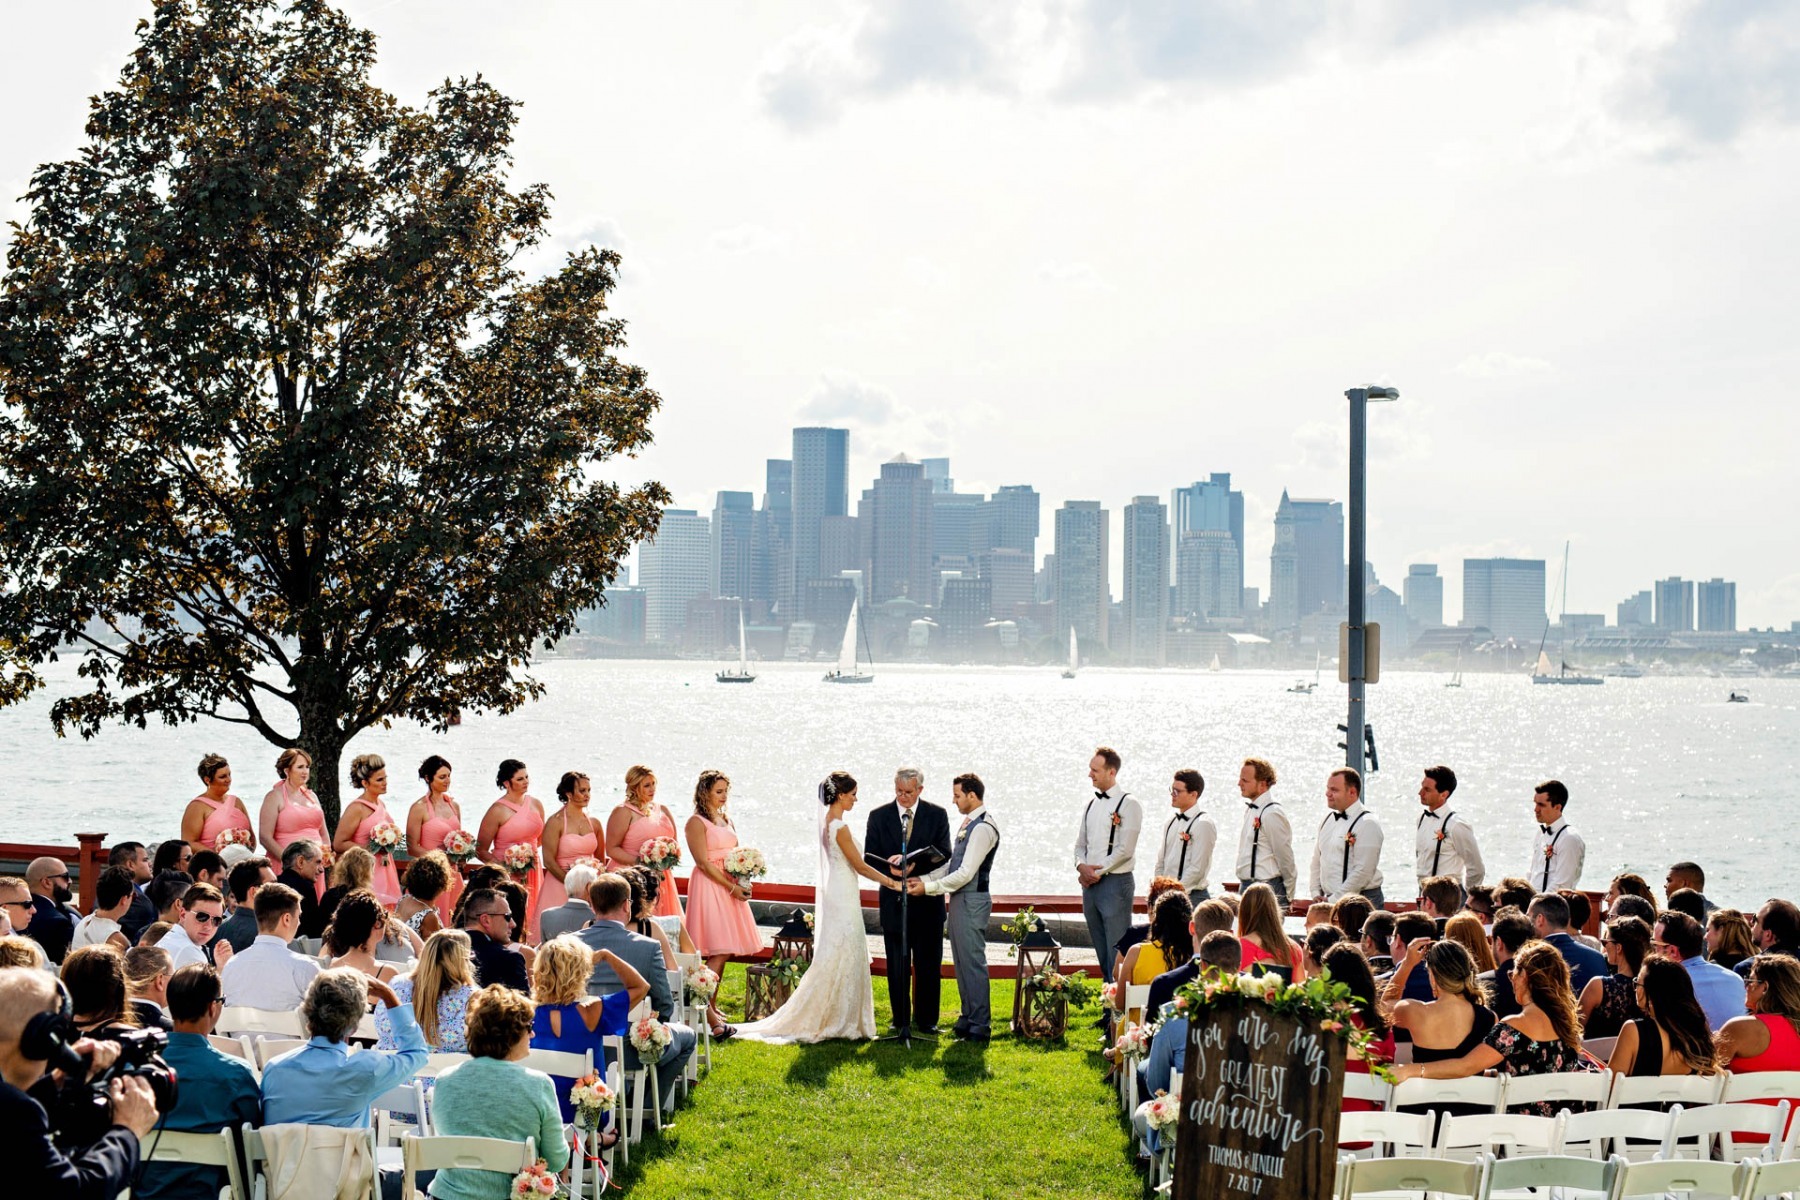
top-left (1001, 905), bottom-right (1040, 958)
top-left (682, 963), bottom-right (720, 1003)
top-left (441, 829), bottom-right (478, 865)
top-left (510, 1161), bottom-right (564, 1198)
top-left (629, 1015), bottom-right (673, 1059)
top-left (212, 827), bottom-right (255, 852)
top-left (765, 954), bottom-right (808, 988)
top-left (366, 822), bottom-right (404, 864)
top-left (568, 1073), bottom-right (614, 1134)
top-left (502, 842), bottom-right (537, 878)
top-left (1021, 964), bottom-right (1098, 1008)
top-left (637, 836), bottom-right (682, 873)
top-left (1168, 969), bottom-right (1395, 1082)
top-left (722, 846), bottom-right (767, 883)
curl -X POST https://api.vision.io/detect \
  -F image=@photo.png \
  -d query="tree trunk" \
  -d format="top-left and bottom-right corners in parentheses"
top-left (300, 716), bottom-right (350, 830)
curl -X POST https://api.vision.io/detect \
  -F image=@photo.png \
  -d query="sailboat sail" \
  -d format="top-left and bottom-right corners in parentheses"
top-left (1536, 650), bottom-right (1555, 677)
top-left (737, 605), bottom-right (750, 674)
top-left (837, 599), bottom-right (860, 675)
top-left (1068, 628), bottom-right (1078, 673)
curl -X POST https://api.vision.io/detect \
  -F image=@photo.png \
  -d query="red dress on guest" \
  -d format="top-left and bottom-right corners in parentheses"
top-left (1729, 1014), bottom-right (1800, 1142)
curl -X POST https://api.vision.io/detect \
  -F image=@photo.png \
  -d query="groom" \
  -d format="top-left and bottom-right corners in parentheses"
top-left (867, 767), bottom-right (952, 1035)
top-left (908, 773), bottom-right (1000, 1041)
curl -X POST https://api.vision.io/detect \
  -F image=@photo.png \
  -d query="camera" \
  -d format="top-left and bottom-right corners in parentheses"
top-left (50, 1027), bottom-right (179, 1149)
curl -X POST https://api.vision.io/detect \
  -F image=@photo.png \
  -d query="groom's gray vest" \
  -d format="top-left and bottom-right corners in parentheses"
top-left (948, 812), bottom-right (998, 893)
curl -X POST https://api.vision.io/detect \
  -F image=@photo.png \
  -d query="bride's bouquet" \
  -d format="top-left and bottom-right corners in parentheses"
top-left (629, 1015), bottom-right (672, 1059)
top-left (441, 829), bottom-right (479, 866)
top-left (682, 962), bottom-right (720, 1003)
top-left (212, 827), bottom-right (255, 853)
top-left (502, 841), bottom-right (537, 878)
top-left (637, 836), bottom-right (682, 873)
top-left (722, 846), bottom-right (767, 883)
top-left (366, 822), bottom-right (404, 864)
top-left (568, 1073), bottom-right (614, 1134)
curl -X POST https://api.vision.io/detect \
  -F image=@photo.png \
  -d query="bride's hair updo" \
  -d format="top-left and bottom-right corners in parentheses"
top-left (819, 771), bottom-right (857, 805)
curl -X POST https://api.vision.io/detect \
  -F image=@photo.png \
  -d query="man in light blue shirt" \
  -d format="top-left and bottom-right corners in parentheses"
top-left (262, 970), bottom-right (428, 1127)
top-left (1657, 911), bottom-right (1746, 1030)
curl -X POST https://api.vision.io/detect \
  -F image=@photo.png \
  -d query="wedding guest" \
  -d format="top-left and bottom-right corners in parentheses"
top-left (139, 964), bottom-right (262, 1200)
top-left (530, 934), bottom-right (648, 1121)
top-left (1740, 901), bottom-right (1800, 980)
top-left (1304, 902), bottom-right (1335, 929)
top-left (333, 753), bottom-right (402, 907)
top-left (260, 969), bottom-right (427, 1127)
top-left (1421, 875), bottom-right (1465, 927)
top-left (274, 839), bottom-right (327, 939)
top-left (1075, 746), bottom-right (1141, 986)
top-left (188, 851), bottom-right (227, 896)
top-left (1310, 768), bottom-right (1384, 906)
top-left (605, 764), bottom-right (683, 919)
top-left (152, 840), bottom-right (191, 878)
top-left (1666, 862), bottom-right (1717, 914)
top-left (1414, 765), bottom-right (1485, 895)
top-left (541, 769), bottom-right (602, 938)
top-left (0, 936), bottom-right (46, 969)
top-left (1332, 894), bottom-right (1373, 941)
top-left (1655, 909), bottom-right (1746, 1029)
top-left (219, 882), bottom-right (321, 1012)
top-left (111, 842), bottom-right (159, 945)
top-left (1557, 889), bottom-right (1601, 948)
top-left (1238, 882), bottom-right (1304, 981)
top-left (1112, 876), bottom-right (1186, 979)
top-left (147, 871), bottom-right (191, 927)
top-left (1362, 911), bottom-right (1398, 973)
top-left (621, 867), bottom-right (678, 970)
top-left (538, 863), bottom-right (597, 943)
top-left (684, 770), bottom-right (759, 1038)
top-left (319, 845), bottom-right (374, 926)
top-left (476, 760), bottom-right (544, 937)
top-left (1390, 911), bottom-right (1440, 1002)
top-left (182, 753), bottom-right (254, 855)
top-left (1384, 937), bottom-right (1498, 1104)
top-left (1707, 909), bottom-right (1757, 973)
top-left (1580, 915), bottom-right (1651, 1037)
top-left (1234, 757), bottom-right (1297, 907)
top-left (22, 859), bottom-right (77, 963)
top-left (1119, 891), bottom-right (1193, 1025)
top-left (451, 867), bottom-right (506, 926)
top-left (63, 944), bottom-right (138, 1038)
top-left (1324, 943), bottom-right (1395, 1112)
top-left (494, 880), bottom-right (535, 971)
top-left (1606, 872), bottom-right (1658, 918)
top-left (258, 748), bottom-right (330, 891)
top-left (430, 986), bottom-right (568, 1199)
top-left (124, 946), bottom-right (174, 1031)
top-left (1606, 954), bottom-right (1719, 1079)
top-left (1156, 769), bottom-right (1216, 908)
top-left (1484, 910), bottom-right (1535, 1019)
top-left (155, 884), bottom-right (230, 972)
top-left (1528, 780), bottom-right (1584, 892)
top-left (1612, 895), bottom-right (1658, 925)
top-left (1466, 886), bottom-right (1497, 922)
top-left (1145, 898), bottom-right (1237, 1014)
top-left (577, 874), bottom-right (696, 1112)
top-left (325, 889), bottom-right (415, 983)
top-left (1666, 888), bottom-right (1708, 925)
top-left (1445, 913), bottom-right (1497, 975)
top-left (1716, 954), bottom-right (1800, 1122)
top-left (72, 868), bottom-right (134, 952)
top-left (461, 887), bottom-right (529, 993)
top-left (1134, 931), bottom-right (1242, 1155)
top-left (396, 851), bottom-right (452, 940)
top-left (376, 930), bottom-right (477, 1054)
top-left (1496, 876), bottom-right (1538, 913)
top-left (1304, 925), bottom-right (1344, 977)
top-left (1527, 892), bottom-right (1607, 993)
top-left (1392, 941), bottom-right (1600, 1113)
top-left (406, 755), bottom-right (465, 928)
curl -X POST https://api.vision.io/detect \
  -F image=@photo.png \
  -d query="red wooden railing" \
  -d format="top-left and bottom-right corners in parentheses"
top-left (0, 834), bottom-right (109, 914)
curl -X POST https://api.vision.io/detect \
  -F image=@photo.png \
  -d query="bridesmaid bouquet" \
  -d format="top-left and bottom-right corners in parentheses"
top-left (629, 1015), bottom-right (672, 1059)
top-left (212, 827), bottom-right (255, 853)
top-left (637, 836), bottom-right (682, 873)
top-left (367, 822), bottom-right (404, 864)
top-left (441, 829), bottom-right (478, 865)
top-left (509, 1161), bottom-right (562, 1198)
top-left (502, 842), bottom-right (537, 878)
top-left (722, 846), bottom-right (767, 883)
top-left (568, 1073), bottom-right (614, 1134)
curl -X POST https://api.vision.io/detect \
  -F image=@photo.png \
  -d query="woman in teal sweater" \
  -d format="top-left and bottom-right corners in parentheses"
top-left (429, 984), bottom-right (569, 1200)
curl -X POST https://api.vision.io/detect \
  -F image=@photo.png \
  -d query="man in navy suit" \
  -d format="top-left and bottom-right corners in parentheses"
top-left (866, 768), bottom-right (952, 1035)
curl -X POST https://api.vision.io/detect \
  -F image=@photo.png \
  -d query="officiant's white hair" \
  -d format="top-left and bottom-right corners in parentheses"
top-left (894, 768), bottom-right (923, 786)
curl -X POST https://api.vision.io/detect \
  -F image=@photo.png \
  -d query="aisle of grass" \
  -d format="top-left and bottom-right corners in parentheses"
top-left (608, 966), bottom-right (1140, 1199)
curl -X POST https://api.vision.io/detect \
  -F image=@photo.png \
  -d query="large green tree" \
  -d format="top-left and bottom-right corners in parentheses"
top-left (0, 0), bottom-right (668, 822)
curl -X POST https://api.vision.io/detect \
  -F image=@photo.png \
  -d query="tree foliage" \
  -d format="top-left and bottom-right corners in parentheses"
top-left (0, 0), bottom-right (668, 820)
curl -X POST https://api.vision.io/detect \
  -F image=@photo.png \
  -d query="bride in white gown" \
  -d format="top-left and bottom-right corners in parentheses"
top-left (735, 771), bottom-right (902, 1043)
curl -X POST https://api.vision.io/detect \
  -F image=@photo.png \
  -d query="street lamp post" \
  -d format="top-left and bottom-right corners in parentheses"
top-left (1344, 384), bottom-right (1398, 779)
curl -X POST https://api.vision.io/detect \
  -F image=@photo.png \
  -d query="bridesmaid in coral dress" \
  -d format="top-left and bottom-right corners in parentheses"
top-left (260, 749), bottom-right (330, 902)
top-left (605, 765), bottom-right (683, 919)
top-left (333, 753), bottom-right (403, 907)
top-left (684, 769), bottom-right (761, 1036)
top-left (540, 772), bottom-right (602, 922)
top-left (478, 759), bottom-right (545, 939)
top-left (182, 753), bottom-right (254, 856)
top-left (407, 754), bottom-right (465, 928)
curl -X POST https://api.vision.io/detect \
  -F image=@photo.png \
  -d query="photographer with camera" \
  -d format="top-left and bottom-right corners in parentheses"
top-left (0, 968), bottom-right (158, 1197)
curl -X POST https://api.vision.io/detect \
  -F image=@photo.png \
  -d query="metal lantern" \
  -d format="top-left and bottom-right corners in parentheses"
top-left (1011, 919), bottom-right (1062, 1033)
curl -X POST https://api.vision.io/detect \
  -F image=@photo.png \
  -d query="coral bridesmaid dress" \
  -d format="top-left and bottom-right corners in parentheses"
top-left (491, 795), bottom-right (545, 939)
top-left (271, 786), bottom-right (329, 901)
top-left (415, 798), bottom-right (465, 927)
top-left (609, 803), bottom-right (684, 917)
top-left (351, 799), bottom-right (403, 907)
top-left (539, 811), bottom-right (601, 926)
top-left (685, 818), bottom-right (761, 958)
top-left (194, 794), bottom-right (252, 848)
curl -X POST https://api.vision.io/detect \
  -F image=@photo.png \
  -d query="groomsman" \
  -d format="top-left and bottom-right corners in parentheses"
top-left (908, 774), bottom-right (1000, 1041)
top-left (1074, 746), bottom-right (1140, 984)
top-left (867, 767), bottom-right (952, 1035)
top-left (1528, 779), bottom-right (1586, 892)
top-left (1310, 768), bottom-right (1385, 906)
top-left (1414, 765), bottom-right (1485, 896)
top-left (1156, 769), bottom-right (1216, 908)
top-left (1234, 757), bottom-right (1297, 906)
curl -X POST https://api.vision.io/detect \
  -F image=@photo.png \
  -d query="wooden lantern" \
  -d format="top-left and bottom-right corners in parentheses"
top-left (1011, 920), bottom-right (1062, 1033)
top-left (1017, 984), bottom-right (1069, 1041)
top-left (773, 909), bottom-right (815, 964)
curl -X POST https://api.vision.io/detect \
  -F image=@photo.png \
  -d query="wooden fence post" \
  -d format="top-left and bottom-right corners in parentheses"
top-left (75, 832), bottom-right (109, 915)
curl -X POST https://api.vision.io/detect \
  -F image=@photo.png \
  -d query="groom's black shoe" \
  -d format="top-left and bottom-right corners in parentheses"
top-left (953, 1027), bottom-right (990, 1042)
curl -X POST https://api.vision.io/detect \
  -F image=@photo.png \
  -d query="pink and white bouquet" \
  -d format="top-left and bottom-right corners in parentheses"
top-left (502, 841), bottom-right (538, 878)
top-left (441, 829), bottom-right (478, 865)
top-left (636, 836), bottom-right (682, 873)
top-left (722, 846), bottom-right (767, 883)
top-left (1101, 980), bottom-right (1123, 1012)
top-left (366, 822), bottom-right (404, 864)
top-left (1114, 1022), bottom-right (1154, 1060)
top-left (509, 1161), bottom-right (563, 1197)
top-left (212, 827), bottom-right (255, 853)
top-left (682, 963), bottom-right (720, 1003)
top-left (1143, 1093), bottom-right (1181, 1134)
top-left (571, 855), bottom-right (604, 873)
top-left (568, 1072), bottom-right (614, 1134)
top-left (629, 1015), bottom-right (672, 1059)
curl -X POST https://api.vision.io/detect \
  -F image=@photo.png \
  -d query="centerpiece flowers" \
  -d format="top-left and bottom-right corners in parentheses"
top-left (629, 1015), bottom-right (673, 1059)
top-left (502, 841), bottom-right (537, 879)
top-left (1022, 964), bottom-right (1099, 1009)
top-left (366, 822), bottom-right (403, 864)
top-left (568, 1073), bottom-right (614, 1135)
top-left (212, 827), bottom-right (255, 853)
top-left (721, 846), bottom-right (766, 885)
top-left (1167, 969), bottom-right (1395, 1082)
top-left (637, 836), bottom-right (682, 873)
top-left (441, 829), bottom-right (478, 866)
top-left (510, 1161), bottom-right (564, 1198)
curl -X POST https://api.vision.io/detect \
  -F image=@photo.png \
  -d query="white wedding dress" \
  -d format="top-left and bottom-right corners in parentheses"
top-left (734, 817), bottom-right (877, 1043)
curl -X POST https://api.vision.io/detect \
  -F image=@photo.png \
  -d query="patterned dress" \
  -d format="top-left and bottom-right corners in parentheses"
top-left (1583, 972), bottom-right (1641, 1039)
top-left (1485, 1023), bottom-right (1601, 1116)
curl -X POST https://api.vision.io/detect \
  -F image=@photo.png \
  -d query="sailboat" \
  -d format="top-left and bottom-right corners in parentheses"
top-left (715, 602), bottom-right (756, 683)
top-left (1287, 652), bottom-right (1320, 694)
top-left (1061, 627), bottom-right (1078, 679)
top-left (1532, 543), bottom-right (1603, 686)
top-left (823, 598), bottom-right (874, 684)
top-left (1208, 653), bottom-right (1222, 673)
top-left (1444, 648), bottom-right (1464, 689)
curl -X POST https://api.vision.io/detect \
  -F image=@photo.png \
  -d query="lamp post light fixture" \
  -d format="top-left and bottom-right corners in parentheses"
top-left (1344, 385), bottom-right (1398, 780)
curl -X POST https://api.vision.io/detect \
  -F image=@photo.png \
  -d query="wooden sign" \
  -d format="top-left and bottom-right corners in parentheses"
top-left (1170, 1005), bottom-right (1346, 1200)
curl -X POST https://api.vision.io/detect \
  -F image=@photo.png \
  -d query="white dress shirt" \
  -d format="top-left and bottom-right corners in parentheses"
top-left (1234, 796), bottom-right (1298, 896)
top-left (219, 933), bottom-right (323, 1012)
top-left (155, 925), bottom-right (210, 971)
top-left (923, 806), bottom-right (1000, 896)
top-left (1156, 805), bottom-right (1217, 896)
top-left (1073, 785), bottom-right (1141, 877)
top-left (1529, 817), bottom-right (1586, 892)
top-left (1414, 805), bottom-right (1485, 889)
top-left (1310, 800), bottom-right (1385, 900)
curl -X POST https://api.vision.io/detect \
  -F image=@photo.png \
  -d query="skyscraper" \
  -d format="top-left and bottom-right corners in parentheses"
top-left (1121, 497), bottom-right (1170, 666)
top-left (754, 459), bottom-right (792, 610)
top-left (1697, 578), bottom-right (1737, 632)
top-left (977, 547), bottom-right (1033, 618)
top-left (1654, 577), bottom-right (1696, 632)
top-left (640, 508), bottom-right (711, 643)
top-left (1054, 501), bottom-right (1110, 652)
top-left (709, 491), bottom-right (755, 600)
top-left (1616, 590), bottom-right (1653, 628)
top-left (869, 456), bottom-right (934, 604)
top-left (790, 427), bottom-right (848, 595)
top-left (1462, 558), bottom-right (1547, 642)
top-left (1404, 564), bottom-right (1444, 630)
top-left (930, 491), bottom-right (983, 562)
top-left (921, 457), bottom-right (954, 494)
top-left (1172, 474), bottom-right (1245, 606)
top-left (983, 485), bottom-right (1041, 561)
top-left (1175, 530), bottom-right (1241, 621)
top-left (1269, 491), bottom-right (1345, 630)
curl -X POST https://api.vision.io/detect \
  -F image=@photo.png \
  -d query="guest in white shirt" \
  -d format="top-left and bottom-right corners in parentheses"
top-left (1528, 779), bottom-right (1586, 892)
top-left (155, 883), bottom-right (230, 972)
top-left (219, 881), bottom-right (321, 1013)
top-left (1310, 768), bottom-right (1385, 906)
top-left (1074, 746), bottom-right (1141, 984)
top-left (1234, 757), bottom-right (1297, 907)
top-left (1413, 765), bottom-right (1485, 896)
top-left (1157, 770), bottom-right (1216, 908)
top-left (72, 867), bottom-right (135, 952)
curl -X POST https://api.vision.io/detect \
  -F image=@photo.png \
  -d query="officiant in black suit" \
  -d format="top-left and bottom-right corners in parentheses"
top-left (866, 767), bottom-right (952, 1034)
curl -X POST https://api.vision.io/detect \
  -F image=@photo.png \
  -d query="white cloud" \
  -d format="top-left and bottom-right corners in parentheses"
top-left (1452, 352), bottom-right (1557, 380)
top-left (1618, 0), bottom-right (1800, 149)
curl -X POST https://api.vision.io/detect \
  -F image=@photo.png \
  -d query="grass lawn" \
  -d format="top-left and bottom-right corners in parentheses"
top-left (606, 965), bottom-right (1142, 1199)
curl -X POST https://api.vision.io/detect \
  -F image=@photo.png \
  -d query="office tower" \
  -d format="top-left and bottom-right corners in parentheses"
top-left (869, 456), bottom-right (934, 604)
top-left (1054, 501), bottom-right (1110, 651)
top-left (921, 457), bottom-right (954, 494)
top-left (1175, 530), bottom-right (1241, 621)
top-left (984, 485), bottom-right (1041, 559)
top-left (1037, 553), bottom-right (1056, 604)
top-left (1462, 558), bottom-right (1547, 642)
top-left (790, 427), bottom-right (849, 594)
top-left (754, 459), bottom-right (793, 610)
top-left (1121, 497), bottom-right (1170, 666)
top-left (1268, 491), bottom-right (1345, 629)
top-left (931, 492), bottom-right (984, 562)
top-left (1654, 577), bottom-right (1696, 632)
top-left (709, 491), bottom-right (755, 600)
top-left (640, 508), bottom-right (711, 642)
top-left (1616, 590), bottom-right (1653, 628)
top-left (1404, 564), bottom-right (1445, 629)
top-left (819, 514), bottom-right (862, 583)
top-left (584, 587), bottom-right (646, 644)
top-left (1172, 473), bottom-right (1245, 605)
top-left (1697, 578), bottom-right (1737, 632)
top-left (977, 547), bottom-right (1033, 618)
top-left (939, 576), bottom-right (992, 654)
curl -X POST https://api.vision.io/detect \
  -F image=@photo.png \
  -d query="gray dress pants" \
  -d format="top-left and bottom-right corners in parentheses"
top-left (946, 890), bottom-right (993, 1035)
top-left (1083, 872), bottom-right (1135, 983)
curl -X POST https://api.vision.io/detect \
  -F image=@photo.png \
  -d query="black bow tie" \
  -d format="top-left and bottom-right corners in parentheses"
top-left (1421, 811), bottom-right (1440, 820)
top-left (1333, 811), bottom-right (1349, 821)
top-left (1540, 824), bottom-right (1555, 834)
top-left (1095, 790), bottom-right (1108, 801)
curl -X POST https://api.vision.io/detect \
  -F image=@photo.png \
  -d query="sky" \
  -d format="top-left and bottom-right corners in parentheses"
top-left (4, 0), bottom-right (1798, 628)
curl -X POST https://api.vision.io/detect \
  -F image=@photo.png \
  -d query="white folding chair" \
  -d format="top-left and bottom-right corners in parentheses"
top-left (352, 1012), bottom-right (379, 1043)
top-left (1581, 1036), bottom-right (1617, 1062)
top-left (1558, 1105), bottom-right (1674, 1163)
top-left (251, 1037), bottom-right (309, 1070)
top-left (674, 952), bottom-right (713, 1077)
top-left (373, 1080), bottom-right (431, 1148)
top-left (1502, 1071), bottom-right (1612, 1114)
top-left (1340, 1154), bottom-right (1486, 1199)
top-left (400, 1134), bottom-right (535, 1200)
top-left (1665, 1099), bottom-right (1791, 1163)
top-left (1742, 1158), bottom-right (1800, 1198)
top-left (517, 1047), bottom-right (596, 1200)
top-left (216, 1006), bottom-right (306, 1039)
top-left (1608, 1071), bottom-right (1726, 1110)
top-left (1392, 1074), bottom-right (1507, 1115)
top-left (1476, 1152), bottom-right (1616, 1200)
top-left (409, 1052), bottom-right (473, 1080)
top-left (1338, 1111), bottom-right (1435, 1159)
top-left (1148, 1068), bottom-right (1180, 1191)
top-left (142, 1128), bottom-right (247, 1200)
top-left (242, 1123), bottom-right (379, 1200)
top-left (602, 1033), bottom-right (632, 1168)
top-left (1435, 1112), bottom-right (1564, 1162)
top-left (664, 967), bottom-right (695, 1097)
top-left (207, 1033), bottom-right (258, 1065)
top-left (1343, 1071), bottom-right (1393, 1110)
top-left (1611, 1155), bottom-right (1749, 1199)
top-left (1722, 1073), bottom-right (1800, 1109)
top-left (621, 1000), bottom-right (662, 1145)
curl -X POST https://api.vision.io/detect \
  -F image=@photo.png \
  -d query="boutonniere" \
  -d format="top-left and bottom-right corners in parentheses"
top-left (1434, 829), bottom-right (1448, 843)
top-left (1344, 833), bottom-right (1357, 849)
top-left (1110, 812), bottom-right (1123, 828)
top-left (1544, 845), bottom-right (1555, 860)
top-left (1178, 831), bottom-right (1192, 844)
top-left (1253, 817), bottom-right (1262, 831)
